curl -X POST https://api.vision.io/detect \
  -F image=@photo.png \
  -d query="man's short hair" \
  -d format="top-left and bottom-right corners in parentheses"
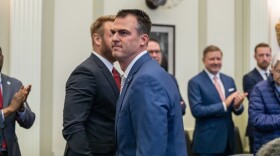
top-left (254, 43), bottom-right (271, 54)
top-left (90, 15), bottom-right (115, 38)
top-left (257, 138), bottom-right (280, 156)
top-left (271, 52), bottom-right (280, 67)
top-left (203, 45), bottom-right (223, 59)
top-left (116, 9), bottom-right (151, 35)
top-left (149, 38), bottom-right (160, 45)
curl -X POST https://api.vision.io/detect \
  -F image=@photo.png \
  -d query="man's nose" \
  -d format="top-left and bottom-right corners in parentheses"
top-left (151, 52), bottom-right (157, 57)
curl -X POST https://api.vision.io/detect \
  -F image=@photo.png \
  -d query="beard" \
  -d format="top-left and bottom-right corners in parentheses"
top-left (101, 42), bottom-right (116, 63)
top-left (258, 61), bottom-right (270, 70)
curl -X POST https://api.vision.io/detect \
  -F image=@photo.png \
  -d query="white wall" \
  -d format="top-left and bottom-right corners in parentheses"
top-left (0, 0), bottom-right (10, 74)
top-left (52, 0), bottom-right (93, 155)
top-left (207, 0), bottom-right (235, 76)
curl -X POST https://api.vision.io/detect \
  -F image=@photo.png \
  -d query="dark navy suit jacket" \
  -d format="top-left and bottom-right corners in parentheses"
top-left (188, 70), bottom-right (243, 154)
top-left (242, 68), bottom-right (264, 137)
top-left (63, 53), bottom-right (119, 156)
top-left (115, 53), bottom-right (187, 156)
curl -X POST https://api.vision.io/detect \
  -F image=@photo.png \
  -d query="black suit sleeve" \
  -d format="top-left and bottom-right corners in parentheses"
top-left (63, 66), bottom-right (96, 155)
top-left (243, 75), bottom-right (256, 100)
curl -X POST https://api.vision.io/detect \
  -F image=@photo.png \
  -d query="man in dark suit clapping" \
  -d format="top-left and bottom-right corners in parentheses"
top-left (63, 15), bottom-right (120, 156)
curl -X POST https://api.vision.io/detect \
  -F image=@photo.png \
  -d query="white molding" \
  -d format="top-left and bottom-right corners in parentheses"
top-left (10, 0), bottom-right (42, 155)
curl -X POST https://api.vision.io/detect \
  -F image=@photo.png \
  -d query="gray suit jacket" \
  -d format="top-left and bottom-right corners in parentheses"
top-left (0, 73), bottom-right (35, 156)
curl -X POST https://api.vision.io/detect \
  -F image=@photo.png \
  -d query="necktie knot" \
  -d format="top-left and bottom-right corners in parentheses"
top-left (265, 72), bottom-right (269, 79)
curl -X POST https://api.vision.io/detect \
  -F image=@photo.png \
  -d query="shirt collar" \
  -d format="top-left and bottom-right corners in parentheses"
top-left (204, 68), bottom-right (221, 80)
top-left (123, 51), bottom-right (147, 78)
top-left (92, 51), bottom-right (114, 72)
top-left (256, 66), bottom-right (270, 75)
top-left (256, 66), bottom-right (270, 80)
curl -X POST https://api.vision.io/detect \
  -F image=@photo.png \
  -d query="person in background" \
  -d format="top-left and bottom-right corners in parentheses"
top-left (249, 52), bottom-right (280, 154)
top-left (147, 38), bottom-right (186, 115)
top-left (0, 46), bottom-right (35, 156)
top-left (188, 45), bottom-right (247, 156)
top-left (242, 42), bottom-right (272, 153)
top-left (111, 9), bottom-right (187, 156)
top-left (256, 138), bottom-right (280, 156)
top-left (62, 15), bottom-right (120, 156)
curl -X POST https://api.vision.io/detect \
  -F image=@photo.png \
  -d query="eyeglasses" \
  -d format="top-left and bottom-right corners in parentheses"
top-left (147, 50), bottom-right (161, 54)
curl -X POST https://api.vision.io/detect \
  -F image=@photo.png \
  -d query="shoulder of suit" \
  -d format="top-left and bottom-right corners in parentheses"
top-left (219, 72), bottom-right (232, 79)
top-left (1, 73), bottom-right (22, 84)
top-left (244, 68), bottom-right (259, 79)
top-left (188, 71), bottom-right (207, 84)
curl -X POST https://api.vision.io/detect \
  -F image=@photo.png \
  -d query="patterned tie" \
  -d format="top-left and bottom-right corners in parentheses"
top-left (120, 75), bottom-right (126, 92)
top-left (213, 76), bottom-right (225, 101)
top-left (112, 68), bottom-right (121, 90)
top-left (265, 72), bottom-right (269, 80)
top-left (0, 88), bottom-right (7, 150)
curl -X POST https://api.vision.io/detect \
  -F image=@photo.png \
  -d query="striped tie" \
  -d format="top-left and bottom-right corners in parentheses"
top-left (120, 75), bottom-right (126, 93)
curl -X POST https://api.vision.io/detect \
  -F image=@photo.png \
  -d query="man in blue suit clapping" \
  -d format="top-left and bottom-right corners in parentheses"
top-left (188, 45), bottom-right (247, 156)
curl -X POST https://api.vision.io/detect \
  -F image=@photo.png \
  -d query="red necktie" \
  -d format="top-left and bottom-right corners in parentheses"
top-left (0, 88), bottom-right (7, 149)
top-left (112, 68), bottom-right (121, 90)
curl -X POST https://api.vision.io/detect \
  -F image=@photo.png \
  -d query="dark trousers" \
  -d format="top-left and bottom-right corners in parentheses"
top-left (249, 136), bottom-right (254, 153)
top-left (198, 141), bottom-right (232, 156)
top-left (0, 151), bottom-right (8, 156)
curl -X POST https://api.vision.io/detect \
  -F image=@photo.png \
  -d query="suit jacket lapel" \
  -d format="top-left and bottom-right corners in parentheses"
top-left (116, 53), bottom-right (151, 117)
top-left (1, 75), bottom-right (11, 108)
top-left (90, 54), bottom-right (120, 97)
top-left (220, 74), bottom-right (230, 97)
top-left (201, 71), bottom-right (221, 101)
top-left (253, 68), bottom-right (265, 81)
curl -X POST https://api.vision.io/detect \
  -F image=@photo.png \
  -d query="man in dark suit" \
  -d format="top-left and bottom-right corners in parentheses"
top-left (0, 46), bottom-right (35, 156)
top-left (188, 45), bottom-right (247, 156)
top-left (147, 38), bottom-right (186, 115)
top-left (111, 9), bottom-right (187, 156)
top-left (242, 43), bottom-right (271, 153)
top-left (62, 15), bottom-right (120, 156)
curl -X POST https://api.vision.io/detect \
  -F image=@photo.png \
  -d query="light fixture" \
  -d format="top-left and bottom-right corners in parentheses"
top-left (146, 0), bottom-right (183, 9)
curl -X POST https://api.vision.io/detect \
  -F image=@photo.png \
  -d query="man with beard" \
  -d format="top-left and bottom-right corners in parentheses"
top-left (243, 43), bottom-right (272, 153)
top-left (63, 15), bottom-right (120, 156)
top-left (188, 45), bottom-right (247, 156)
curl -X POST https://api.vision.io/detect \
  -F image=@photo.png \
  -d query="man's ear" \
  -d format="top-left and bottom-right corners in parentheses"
top-left (140, 34), bottom-right (149, 46)
top-left (93, 33), bottom-right (101, 46)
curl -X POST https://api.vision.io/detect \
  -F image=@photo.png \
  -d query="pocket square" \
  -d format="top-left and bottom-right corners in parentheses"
top-left (228, 88), bottom-right (235, 92)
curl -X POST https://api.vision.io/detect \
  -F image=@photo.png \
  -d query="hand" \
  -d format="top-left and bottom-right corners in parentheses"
top-left (9, 85), bottom-right (31, 112)
top-left (18, 85), bottom-right (32, 112)
top-left (233, 92), bottom-right (248, 109)
top-left (224, 91), bottom-right (238, 107)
